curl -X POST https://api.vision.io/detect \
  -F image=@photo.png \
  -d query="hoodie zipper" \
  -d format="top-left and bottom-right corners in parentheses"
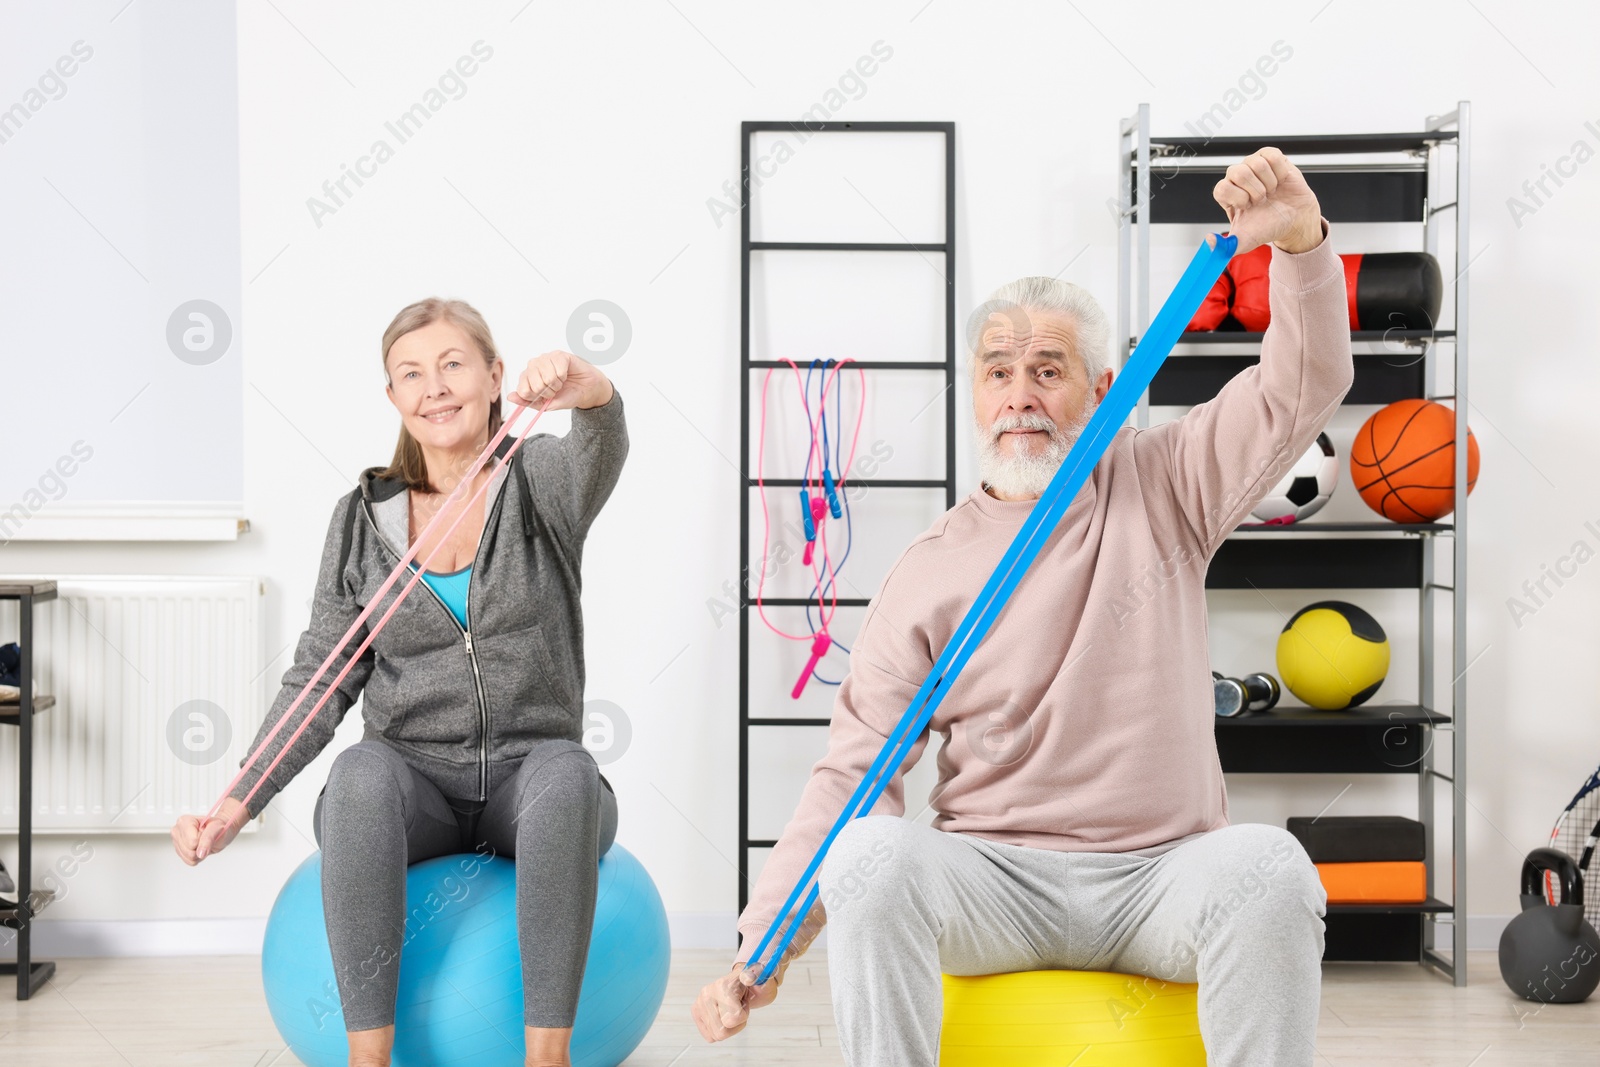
top-left (360, 475), bottom-right (506, 802)
top-left (463, 560), bottom-right (491, 803)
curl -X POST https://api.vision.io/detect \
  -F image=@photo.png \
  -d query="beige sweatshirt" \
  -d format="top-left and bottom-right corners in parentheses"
top-left (736, 224), bottom-right (1355, 963)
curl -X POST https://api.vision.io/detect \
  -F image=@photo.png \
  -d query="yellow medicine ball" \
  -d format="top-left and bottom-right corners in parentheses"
top-left (1275, 600), bottom-right (1389, 710)
top-left (940, 970), bottom-right (1206, 1066)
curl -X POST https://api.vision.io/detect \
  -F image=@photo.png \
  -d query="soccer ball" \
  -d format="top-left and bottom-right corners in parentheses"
top-left (1250, 432), bottom-right (1337, 524)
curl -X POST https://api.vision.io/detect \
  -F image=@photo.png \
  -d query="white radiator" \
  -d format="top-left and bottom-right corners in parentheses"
top-left (0, 575), bottom-right (266, 833)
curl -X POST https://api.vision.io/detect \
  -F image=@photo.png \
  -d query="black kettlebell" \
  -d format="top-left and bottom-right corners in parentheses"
top-left (1498, 848), bottom-right (1600, 1004)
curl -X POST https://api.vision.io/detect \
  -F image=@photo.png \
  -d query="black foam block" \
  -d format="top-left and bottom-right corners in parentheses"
top-left (1287, 815), bottom-right (1426, 863)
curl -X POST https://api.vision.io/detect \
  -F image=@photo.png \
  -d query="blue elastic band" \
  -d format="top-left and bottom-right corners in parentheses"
top-left (746, 234), bottom-right (1237, 984)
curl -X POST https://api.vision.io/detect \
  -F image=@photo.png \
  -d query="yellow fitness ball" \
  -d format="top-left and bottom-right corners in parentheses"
top-left (1275, 600), bottom-right (1390, 710)
top-left (940, 970), bottom-right (1206, 1066)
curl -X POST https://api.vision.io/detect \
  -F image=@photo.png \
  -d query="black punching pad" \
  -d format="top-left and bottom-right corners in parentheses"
top-left (1345, 251), bottom-right (1443, 332)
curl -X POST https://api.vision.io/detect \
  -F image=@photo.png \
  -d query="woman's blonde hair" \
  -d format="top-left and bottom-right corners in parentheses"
top-left (376, 297), bottom-right (503, 493)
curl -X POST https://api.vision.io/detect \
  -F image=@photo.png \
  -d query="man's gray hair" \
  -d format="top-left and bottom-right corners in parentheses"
top-left (965, 276), bottom-right (1112, 386)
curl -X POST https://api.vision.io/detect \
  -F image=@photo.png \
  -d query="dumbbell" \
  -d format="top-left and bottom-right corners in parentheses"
top-left (1212, 670), bottom-right (1281, 718)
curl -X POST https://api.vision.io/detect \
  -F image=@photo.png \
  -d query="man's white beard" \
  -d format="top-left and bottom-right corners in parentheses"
top-left (976, 401), bottom-right (1099, 499)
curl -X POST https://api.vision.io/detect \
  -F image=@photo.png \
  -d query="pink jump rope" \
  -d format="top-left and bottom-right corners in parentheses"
top-left (200, 392), bottom-right (552, 840)
top-left (754, 358), bottom-right (866, 699)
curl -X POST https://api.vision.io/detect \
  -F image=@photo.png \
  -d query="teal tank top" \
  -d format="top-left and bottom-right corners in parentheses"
top-left (410, 562), bottom-right (471, 628)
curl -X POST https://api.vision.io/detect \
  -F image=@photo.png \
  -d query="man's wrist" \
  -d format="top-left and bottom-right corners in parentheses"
top-left (1273, 215), bottom-right (1328, 255)
top-left (730, 957), bottom-right (787, 981)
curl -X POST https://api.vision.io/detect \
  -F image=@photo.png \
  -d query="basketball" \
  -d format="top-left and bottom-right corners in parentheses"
top-left (1349, 399), bottom-right (1479, 522)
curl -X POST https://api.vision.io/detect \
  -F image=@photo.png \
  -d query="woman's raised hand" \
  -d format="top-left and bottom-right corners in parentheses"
top-left (171, 796), bottom-right (250, 865)
top-left (512, 350), bottom-right (614, 412)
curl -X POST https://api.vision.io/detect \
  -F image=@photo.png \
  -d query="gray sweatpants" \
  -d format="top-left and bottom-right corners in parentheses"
top-left (816, 816), bottom-right (1327, 1066)
top-left (311, 738), bottom-right (618, 1030)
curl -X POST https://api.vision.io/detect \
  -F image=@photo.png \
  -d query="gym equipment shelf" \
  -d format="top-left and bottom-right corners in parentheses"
top-left (1171, 329), bottom-right (1453, 344)
top-left (1151, 131), bottom-right (1458, 157)
top-left (1139, 166), bottom-right (1433, 225)
top-left (0, 579), bottom-right (59, 999)
top-left (1216, 706), bottom-right (1449, 776)
top-left (1118, 103), bottom-right (1471, 984)
top-left (1211, 536), bottom-right (1425, 589)
top-left (1151, 351), bottom-right (1443, 406)
top-left (1326, 898), bottom-right (1452, 915)
top-left (1216, 705), bottom-right (1445, 725)
top-left (737, 121), bottom-right (958, 920)
top-left (0, 694), bottom-right (55, 719)
top-left (1231, 522), bottom-right (1450, 533)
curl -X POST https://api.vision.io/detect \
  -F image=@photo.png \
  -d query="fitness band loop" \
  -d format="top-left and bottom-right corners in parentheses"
top-left (206, 395), bottom-right (552, 831)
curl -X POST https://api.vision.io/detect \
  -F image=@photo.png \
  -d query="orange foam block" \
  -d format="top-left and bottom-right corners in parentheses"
top-left (1315, 861), bottom-right (1427, 904)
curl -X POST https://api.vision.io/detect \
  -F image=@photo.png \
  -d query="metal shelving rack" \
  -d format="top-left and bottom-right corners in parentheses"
top-left (0, 579), bottom-right (59, 999)
top-left (737, 120), bottom-right (958, 922)
top-left (1116, 103), bottom-right (1471, 984)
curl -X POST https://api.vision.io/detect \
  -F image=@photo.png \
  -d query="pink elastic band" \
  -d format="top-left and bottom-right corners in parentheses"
top-left (205, 395), bottom-right (550, 833)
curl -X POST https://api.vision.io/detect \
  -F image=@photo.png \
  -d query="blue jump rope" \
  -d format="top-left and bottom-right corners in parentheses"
top-left (803, 359), bottom-right (854, 683)
top-left (745, 233), bottom-right (1239, 985)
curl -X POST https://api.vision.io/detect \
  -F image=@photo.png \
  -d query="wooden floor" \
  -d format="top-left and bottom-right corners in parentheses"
top-left (0, 951), bottom-right (1595, 1065)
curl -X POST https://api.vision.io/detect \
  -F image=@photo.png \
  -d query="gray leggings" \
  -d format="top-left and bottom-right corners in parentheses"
top-left (817, 817), bottom-right (1327, 1067)
top-left (311, 738), bottom-right (618, 1031)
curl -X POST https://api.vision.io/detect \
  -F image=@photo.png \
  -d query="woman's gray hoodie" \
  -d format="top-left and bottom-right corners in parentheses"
top-left (230, 389), bottom-right (628, 816)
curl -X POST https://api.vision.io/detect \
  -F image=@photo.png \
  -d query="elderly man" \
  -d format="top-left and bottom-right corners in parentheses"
top-left (694, 147), bottom-right (1352, 1065)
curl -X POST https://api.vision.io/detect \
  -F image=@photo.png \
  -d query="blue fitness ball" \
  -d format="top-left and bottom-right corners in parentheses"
top-left (261, 844), bottom-right (670, 1067)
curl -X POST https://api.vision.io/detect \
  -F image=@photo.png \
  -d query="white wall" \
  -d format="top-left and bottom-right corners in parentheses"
top-left (0, 1), bottom-right (244, 522)
top-left (2, 0), bottom-right (1598, 957)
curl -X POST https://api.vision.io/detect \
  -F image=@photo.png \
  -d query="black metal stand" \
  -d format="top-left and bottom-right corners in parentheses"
top-left (0, 580), bottom-right (58, 999)
top-left (737, 121), bottom-right (958, 925)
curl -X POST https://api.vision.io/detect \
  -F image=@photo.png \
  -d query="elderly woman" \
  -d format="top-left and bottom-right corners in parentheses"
top-left (171, 297), bottom-right (627, 1067)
